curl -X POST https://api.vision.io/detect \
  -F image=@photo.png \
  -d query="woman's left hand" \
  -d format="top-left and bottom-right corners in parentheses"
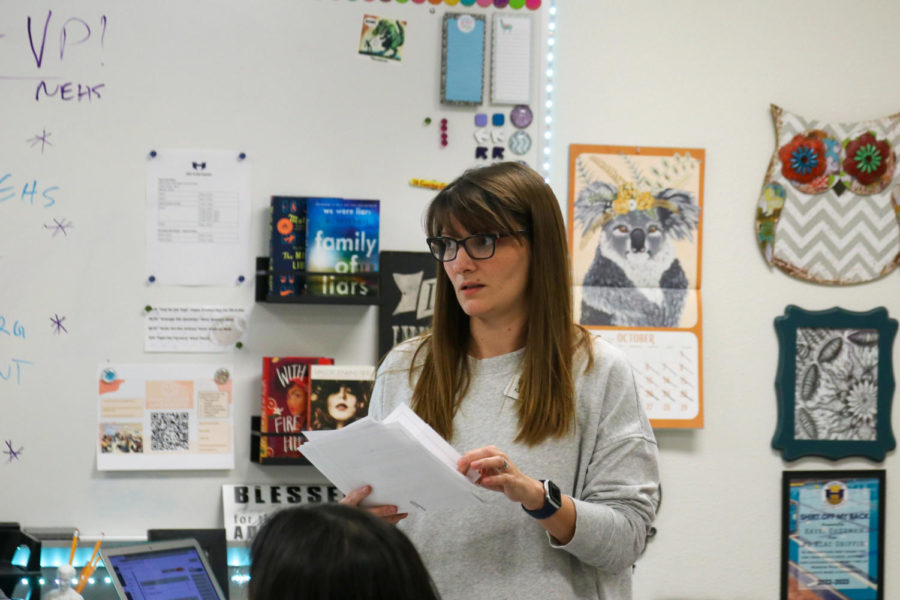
top-left (457, 445), bottom-right (543, 507)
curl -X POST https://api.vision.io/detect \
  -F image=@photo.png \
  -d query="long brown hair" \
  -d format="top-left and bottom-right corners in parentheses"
top-left (410, 162), bottom-right (592, 446)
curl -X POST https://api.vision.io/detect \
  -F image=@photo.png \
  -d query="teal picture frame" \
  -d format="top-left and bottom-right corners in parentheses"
top-left (772, 306), bottom-right (897, 461)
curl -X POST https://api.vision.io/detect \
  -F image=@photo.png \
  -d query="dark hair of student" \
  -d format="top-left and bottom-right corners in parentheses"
top-left (249, 504), bottom-right (441, 600)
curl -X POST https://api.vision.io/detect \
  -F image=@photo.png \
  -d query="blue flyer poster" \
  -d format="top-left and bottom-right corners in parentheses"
top-left (783, 471), bottom-right (885, 600)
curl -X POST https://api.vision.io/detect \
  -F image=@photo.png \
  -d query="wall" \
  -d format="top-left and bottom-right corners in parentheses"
top-left (550, 1), bottom-right (900, 598)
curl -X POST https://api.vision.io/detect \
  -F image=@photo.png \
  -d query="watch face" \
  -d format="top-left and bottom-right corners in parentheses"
top-left (546, 480), bottom-right (562, 508)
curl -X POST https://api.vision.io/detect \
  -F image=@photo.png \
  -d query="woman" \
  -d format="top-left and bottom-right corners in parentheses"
top-left (343, 162), bottom-right (660, 599)
top-left (311, 381), bottom-right (368, 430)
top-left (249, 504), bottom-right (440, 600)
top-left (284, 379), bottom-right (308, 430)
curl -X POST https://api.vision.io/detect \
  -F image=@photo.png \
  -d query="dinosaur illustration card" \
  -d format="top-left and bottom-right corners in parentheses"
top-left (359, 15), bottom-right (406, 62)
top-left (568, 144), bottom-right (705, 428)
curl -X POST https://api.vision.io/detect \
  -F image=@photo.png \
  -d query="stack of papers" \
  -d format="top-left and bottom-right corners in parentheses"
top-left (302, 404), bottom-right (484, 513)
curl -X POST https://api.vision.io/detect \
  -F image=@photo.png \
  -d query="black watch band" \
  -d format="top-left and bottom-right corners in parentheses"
top-left (522, 479), bottom-right (562, 519)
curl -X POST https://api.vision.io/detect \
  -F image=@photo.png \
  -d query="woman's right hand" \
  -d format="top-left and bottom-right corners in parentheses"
top-left (340, 485), bottom-right (408, 525)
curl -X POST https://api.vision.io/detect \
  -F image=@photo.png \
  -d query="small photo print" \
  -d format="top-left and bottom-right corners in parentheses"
top-left (150, 411), bottom-right (190, 451)
top-left (100, 423), bottom-right (144, 454)
top-left (359, 14), bottom-right (406, 61)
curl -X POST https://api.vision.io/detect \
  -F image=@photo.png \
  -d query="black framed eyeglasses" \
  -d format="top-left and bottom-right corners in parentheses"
top-left (426, 230), bottom-right (528, 262)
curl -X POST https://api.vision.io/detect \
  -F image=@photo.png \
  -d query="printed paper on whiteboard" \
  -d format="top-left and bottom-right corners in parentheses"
top-left (145, 305), bottom-right (248, 353)
top-left (97, 363), bottom-right (234, 470)
top-left (146, 149), bottom-right (251, 285)
top-left (491, 15), bottom-right (531, 105)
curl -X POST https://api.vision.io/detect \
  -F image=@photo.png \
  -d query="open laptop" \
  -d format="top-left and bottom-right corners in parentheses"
top-left (100, 538), bottom-right (227, 600)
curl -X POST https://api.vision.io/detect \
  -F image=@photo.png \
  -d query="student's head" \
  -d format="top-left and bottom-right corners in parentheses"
top-left (425, 162), bottom-right (572, 338)
top-left (249, 504), bottom-right (440, 600)
top-left (286, 380), bottom-right (308, 418)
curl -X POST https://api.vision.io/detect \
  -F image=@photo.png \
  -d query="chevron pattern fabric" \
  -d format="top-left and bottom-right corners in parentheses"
top-left (758, 105), bottom-right (900, 284)
top-left (772, 189), bottom-right (899, 283)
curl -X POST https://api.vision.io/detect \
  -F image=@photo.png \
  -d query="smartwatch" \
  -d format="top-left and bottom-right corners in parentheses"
top-left (522, 479), bottom-right (562, 519)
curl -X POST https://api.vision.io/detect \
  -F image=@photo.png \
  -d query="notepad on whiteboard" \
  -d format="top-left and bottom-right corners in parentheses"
top-left (441, 13), bottom-right (486, 105)
top-left (491, 15), bottom-right (532, 105)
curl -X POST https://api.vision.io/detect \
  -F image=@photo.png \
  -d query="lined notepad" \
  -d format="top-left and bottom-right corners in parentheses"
top-left (491, 15), bottom-right (532, 105)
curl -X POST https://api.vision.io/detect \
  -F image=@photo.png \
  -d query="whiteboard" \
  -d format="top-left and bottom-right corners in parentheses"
top-left (0, 0), bottom-right (548, 538)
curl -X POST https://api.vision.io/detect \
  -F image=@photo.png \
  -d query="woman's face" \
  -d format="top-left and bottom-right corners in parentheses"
top-left (441, 219), bottom-right (530, 326)
top-left (327, 385), bottom-right (358, 423)
top-left (287, 385), bottom-right (307, 417)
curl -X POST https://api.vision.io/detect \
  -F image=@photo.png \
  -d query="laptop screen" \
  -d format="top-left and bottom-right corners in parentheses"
top-left (104, 543), bottom-right (223, 600)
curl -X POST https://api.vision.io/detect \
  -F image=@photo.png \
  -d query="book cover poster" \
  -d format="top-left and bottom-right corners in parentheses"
top-left (358, 14), bottom-right (406, 62)
top-left (378, 251), bottom-right (436, 359)
top-left (97, 363), bottom-right (234, 470)
top-left (305, 198), bottom-right (380, 273)
top-left (309, 365), bottom-right (375, 430)
top-left (261, 356), bottom-right (334, 435)
top-left (568, 145), bottom-right (705, 429)
top-left (222, 484), bottom-right (343, 542)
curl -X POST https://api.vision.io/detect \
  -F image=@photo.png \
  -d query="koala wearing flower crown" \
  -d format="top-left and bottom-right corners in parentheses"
top-left (575, 182), bottom-right (700, 328)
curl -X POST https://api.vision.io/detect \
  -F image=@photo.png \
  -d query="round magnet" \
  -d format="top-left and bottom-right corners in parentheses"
top-left (214, 368), bottom-right (231, 384)
top-left (510, 105), bottom-right (533, 128)
top-left (508, 130), bottom-right (532, 155)
top-left (101, 367), bottom-right (117, 384)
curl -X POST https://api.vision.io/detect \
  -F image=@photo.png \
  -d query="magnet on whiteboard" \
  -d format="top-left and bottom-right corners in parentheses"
top-left (101, 368), bottom-right (117, 383)
top-left (149, 150), bottom-right (157, 158)
top-left (474, 129), bottom-right (490, 144)
top-left (508, 130), bottom-right (531, 155)
top-left (238, 152), bottom-right (247, 160)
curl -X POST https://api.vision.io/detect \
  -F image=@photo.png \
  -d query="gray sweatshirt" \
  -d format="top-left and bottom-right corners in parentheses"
top-left (370, 335), bottom-right (660, 600)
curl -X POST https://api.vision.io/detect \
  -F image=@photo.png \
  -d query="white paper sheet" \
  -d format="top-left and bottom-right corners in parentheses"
top-left (491, 15), bottom-right (531, 105)
top-left (301, 404), bottom-right (484, 513)
top-left (144, 305), bottom-right (248, 353)
top-left (146, 149), bottom-right (251, 285)
top-left (97, 363), bottom-right (234, 470)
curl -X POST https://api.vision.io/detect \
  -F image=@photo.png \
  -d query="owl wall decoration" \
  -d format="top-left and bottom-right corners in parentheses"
top-left (756, 105), bottom-right (900, 285)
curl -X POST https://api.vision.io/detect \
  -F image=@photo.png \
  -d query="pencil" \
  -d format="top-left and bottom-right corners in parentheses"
top-left (86, 536), bottom-right (102, 568)
top-left (67, 529), bottom-right (79, 565)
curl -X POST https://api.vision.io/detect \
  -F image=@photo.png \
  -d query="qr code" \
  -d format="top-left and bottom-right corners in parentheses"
top-left (150, 412), bottom-right (190, 451)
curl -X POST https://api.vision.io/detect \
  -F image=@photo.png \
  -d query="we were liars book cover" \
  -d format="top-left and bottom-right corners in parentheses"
top-left (305, 198), bottom-right (380, 297)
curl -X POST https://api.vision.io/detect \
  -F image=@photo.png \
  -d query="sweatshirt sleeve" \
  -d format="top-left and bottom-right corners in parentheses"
top-left (550, 342), bottom-right (660, 573)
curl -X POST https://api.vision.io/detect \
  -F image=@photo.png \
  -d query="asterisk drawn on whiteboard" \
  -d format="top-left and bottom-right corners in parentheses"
top-left (27, 129), bottom-right (53, 153)
top-left (3, 440), bottom-right (23, 464)
top-left (44, 218), bottom-right (72, 237)
top-left (51, 314), bottom-right (68, 334)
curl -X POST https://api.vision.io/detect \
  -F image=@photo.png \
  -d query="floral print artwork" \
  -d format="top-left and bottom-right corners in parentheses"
top-left (794, 327), bottom-right (879, 441)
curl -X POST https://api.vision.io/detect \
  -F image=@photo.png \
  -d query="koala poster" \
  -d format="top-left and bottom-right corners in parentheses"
top-left (569, 146), bottom-right (703, 329)
top-left (568, 145), bottom-right (705, 428)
